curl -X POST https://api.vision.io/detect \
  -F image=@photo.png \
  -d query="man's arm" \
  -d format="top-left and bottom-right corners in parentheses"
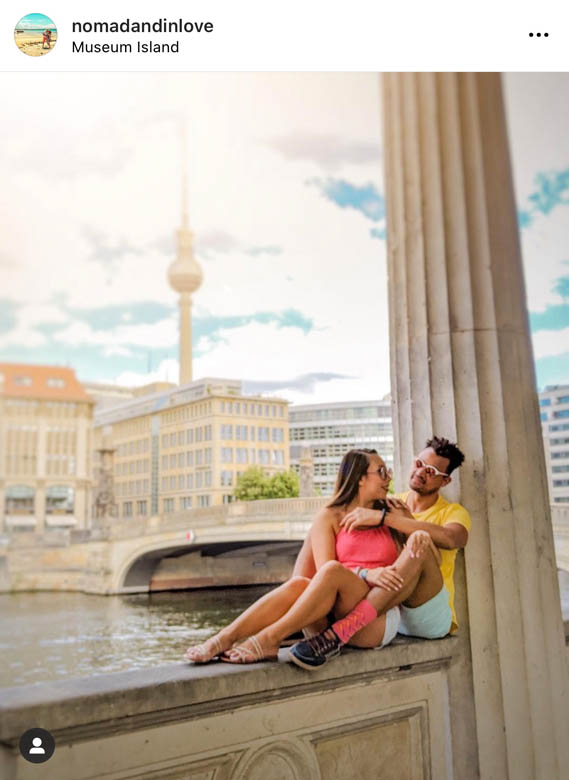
top-left (385, 499), bottom-right (468, 549)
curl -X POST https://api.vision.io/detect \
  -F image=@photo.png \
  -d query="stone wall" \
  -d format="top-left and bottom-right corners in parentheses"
top-left (0, 636), bottom-right (456, 780)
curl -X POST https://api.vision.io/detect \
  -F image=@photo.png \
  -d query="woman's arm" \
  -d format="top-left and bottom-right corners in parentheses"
top-left (311, 509), bottom-right (339, 570)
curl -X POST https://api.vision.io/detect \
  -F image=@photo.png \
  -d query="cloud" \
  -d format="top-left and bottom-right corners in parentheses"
top-left (243, 372), bottom-right (353, 395)
top-left (268, 132), bottom-right (380, 171)
top-left (82, 226), bottom-right (144, 269)
top-left (194, 229), bottom-right (282, 260)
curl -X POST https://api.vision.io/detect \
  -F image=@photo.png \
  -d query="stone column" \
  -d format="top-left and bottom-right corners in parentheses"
top-left (383, 72), bottom-right (569, 780)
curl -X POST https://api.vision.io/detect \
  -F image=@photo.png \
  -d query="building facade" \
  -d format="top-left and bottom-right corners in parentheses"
top-left (289, 398), bottom-right (393, 497)
top-left (539, 384), bottom-right (569, 503)
top-left (0, 363), bottom-right (94, 533)
top-left (94, 378), bottom-right (289, 517)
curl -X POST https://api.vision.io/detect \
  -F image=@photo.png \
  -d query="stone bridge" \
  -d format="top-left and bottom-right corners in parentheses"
top-left (0, 497), bottom-right (328, 595)
top-left (2, 498), bottom-right (569, 597)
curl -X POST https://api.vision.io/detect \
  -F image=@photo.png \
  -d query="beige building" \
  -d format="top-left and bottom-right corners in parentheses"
top-left (94, 377), bottom-right (289, 517)
top-left (0, 363), bottom-right (94, 533)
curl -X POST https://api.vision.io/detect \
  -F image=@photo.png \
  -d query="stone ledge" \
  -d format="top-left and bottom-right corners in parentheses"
top-left (0, 634), bottom-right (456, 746)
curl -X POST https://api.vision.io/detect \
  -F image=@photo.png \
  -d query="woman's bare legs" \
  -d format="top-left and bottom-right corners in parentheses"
top-left (186, 575), bottom-right (311, 662)
top-left (224, 561), bottom-right (373, 661)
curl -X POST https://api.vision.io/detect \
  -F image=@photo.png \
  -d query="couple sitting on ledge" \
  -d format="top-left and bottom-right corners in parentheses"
top-left (186, 436), bottom-right (470, 670)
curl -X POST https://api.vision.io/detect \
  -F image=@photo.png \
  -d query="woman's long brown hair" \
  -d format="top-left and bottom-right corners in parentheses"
top-left (326, 448), bottom-right (379, 509)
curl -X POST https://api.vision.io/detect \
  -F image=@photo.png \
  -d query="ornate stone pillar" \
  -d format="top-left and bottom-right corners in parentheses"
top-left (383, 72), bottom-right (569, 780)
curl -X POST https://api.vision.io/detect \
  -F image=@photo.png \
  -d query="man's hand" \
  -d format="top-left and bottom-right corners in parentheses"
top-left (386, 497), bottom-right (415, 521)
top-left (339, 507), bottom-right (382, 532)
top-left (405, 530), bottom-right (432, 559)
top-left (364, 565), bottom-right (405, 592)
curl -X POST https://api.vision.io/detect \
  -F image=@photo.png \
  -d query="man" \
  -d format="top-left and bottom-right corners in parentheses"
top-left (289, 436), bottom-right (470, 669)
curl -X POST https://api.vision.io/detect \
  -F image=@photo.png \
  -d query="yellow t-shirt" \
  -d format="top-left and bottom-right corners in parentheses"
top-left (396, 492), bottom-right (471, 632)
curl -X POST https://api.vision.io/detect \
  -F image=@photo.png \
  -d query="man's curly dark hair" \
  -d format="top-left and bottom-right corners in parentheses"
top-left (426, 436), bottom-right (465, 475)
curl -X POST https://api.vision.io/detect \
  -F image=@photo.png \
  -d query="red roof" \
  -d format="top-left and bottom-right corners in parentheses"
top-left (0, 363), bottom-right (93, 403)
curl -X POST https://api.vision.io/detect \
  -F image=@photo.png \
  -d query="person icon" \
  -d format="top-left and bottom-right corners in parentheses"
top-left (29, 737), bottom-right (45, 755)
top-left (42, 29), bottom-right (51, 49)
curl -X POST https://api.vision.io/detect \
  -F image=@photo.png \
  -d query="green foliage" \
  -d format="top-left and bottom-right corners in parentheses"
top-left (234, 467), bottom-right (299, 501)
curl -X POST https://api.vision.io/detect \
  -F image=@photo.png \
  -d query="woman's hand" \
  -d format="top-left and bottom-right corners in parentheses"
top-left (339, 507), bottom-right (382, 532)
top-left (364, 566), bottom-right (405, 592)
top-left (386, 497), bottom-right (415, 520)
top-left (406, 530), bottom-right (431, 558)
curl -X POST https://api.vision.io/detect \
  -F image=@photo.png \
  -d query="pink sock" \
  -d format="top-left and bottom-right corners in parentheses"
top-left (331, 599), bottom-right (378, 644)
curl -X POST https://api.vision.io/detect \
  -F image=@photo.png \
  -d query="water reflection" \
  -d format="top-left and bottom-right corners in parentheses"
top-left (0, 586), bottom-right (273, 688)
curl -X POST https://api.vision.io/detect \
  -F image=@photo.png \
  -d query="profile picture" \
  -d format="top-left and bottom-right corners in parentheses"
top-left (14, 13), bottom-right (57, 56)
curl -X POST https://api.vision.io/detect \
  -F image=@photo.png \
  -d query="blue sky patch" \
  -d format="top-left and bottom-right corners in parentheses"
top-left (308, 178), bottom-right (385, 222)
top-left (67, 301), bottom-right (174, 330)
top-left (0, 299), bottom-right (18, 334)
top-left (518, 167), bottom-right (569, 229)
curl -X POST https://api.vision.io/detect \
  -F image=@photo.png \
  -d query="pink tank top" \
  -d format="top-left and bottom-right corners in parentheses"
top-left (335, 525), bottom-right (398, 569)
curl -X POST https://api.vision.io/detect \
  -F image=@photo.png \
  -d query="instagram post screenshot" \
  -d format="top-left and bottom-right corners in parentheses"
top-left (0, 1), bottom-right (568, 778)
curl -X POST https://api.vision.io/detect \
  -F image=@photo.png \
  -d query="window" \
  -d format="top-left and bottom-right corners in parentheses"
top-left (170, 454), bottom-right (176, 468)
top-left (187, 451), bottom-right (194, 466)
top-left (221, 470), bottom-right (233, 486)
top-left (236, 425), bottom-right (248, 440)
top-left (180, 496), bottom-right (192, 510)
top-left (205, 471), bottom-right (212, 487)
top-left (221, 424), bottom-right (233, 440)
top-left (170, 433), bottom-right (176, 446)
top-left (47, 377), bottom-right (65, 388)
top-left (258, 427), bottom-right (269, 441)
top-left (279, 406), bottom-right (284, 417)
top-left (272, 428), bottom-right (284, 443)
top-left (170, 476), bottom-right (176, 489)
top-left (541, 412), bottom-right (548, 421)
top-left (257, 404), bottom-right (262, 416)
top-left (163, 498), bottom-right (175, 513)
top-left (187, 474), bottom-right (194, 489)
top-left (161, 477), bottom-right (168, 490)
top-left (258, 449), bottom-right (270, 465)
top-left (187, 429), bottom-right (194, 444)
top-left (223, 495), bottom-right (233, 504)
top-left (236, 448), bottom-right (248, 464)
top-left (178, 431), bottom-right (185, 445)
top-left (195, 472), bottom-right (203, 489)
top-left (204, 425), bottom-right (212, 440)
top-left (179, 475), bottom-right (185, 489)
top-left (539, 398), bottom-right (551, 407)
top-left (250, 426), bottom-right (256, 441)
top-left (178, 452), bottom-right (185, 467)
top-left (14, 376), bottom-right (32, 386)
top-left (162, 434), bottom-right (168, 448)
top-left (196, 427), bottom-right (203, 442)
top-left (550, 423), bottom-right (569, 432)
top-left (554, 410), bottom-right (569, 419)
top-left (250, 404), bottom-right (255, 414)
top-left (205, 447), bottom-right (212, 464)
top-left (221, 447), bottom-right (233, 463)
top-left (235, 402), bottom-right (240, 414)
top-left (220, 401), bottom-right (225, 413)
top-left (272, 450), bottom-right (284, 465)
top-left (556, 396), bottom-right (569, 404)
top-left (272, 406), bottom-right (276, 417)
top-left (5, 485), bottom-right (35, 514)
top-left (136, 500), bottom-right (147, 515)
top-left (198, 495), bottom-right (211, 507)
top-left (123, 501), bottom-right (133, 517)
top-left (46, 485), bottom-right (74, 514)
top-left (265, 405), bottom-right (269, 416)
top-left (195, 450), bottom-right (203, 466)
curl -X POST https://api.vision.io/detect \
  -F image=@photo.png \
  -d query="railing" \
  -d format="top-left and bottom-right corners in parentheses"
top-left (99, 497), bottom-right (328, 540)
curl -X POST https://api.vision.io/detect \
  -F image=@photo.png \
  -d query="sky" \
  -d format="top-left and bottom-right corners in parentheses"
top-left (0, 72), bottom-right (568, 405)
top-left (15, 14), bottom-right (57, 31)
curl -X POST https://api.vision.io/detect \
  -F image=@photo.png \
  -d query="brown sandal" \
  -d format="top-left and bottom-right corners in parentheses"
top-left (221, 635), bottom-right (278, 664)
top-left (185, 635), bottom-right (225, 663)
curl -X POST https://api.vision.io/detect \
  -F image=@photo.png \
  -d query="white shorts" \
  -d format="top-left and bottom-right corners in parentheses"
top-left (379, 605), bottom-right (401, 648)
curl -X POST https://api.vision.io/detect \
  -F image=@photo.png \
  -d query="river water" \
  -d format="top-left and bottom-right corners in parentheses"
top-left (0, 586), bottom-right (273, 689)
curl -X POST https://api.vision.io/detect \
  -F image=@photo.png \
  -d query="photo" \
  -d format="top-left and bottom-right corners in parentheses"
top-left (13, 13), bottom-right (57, 57)
top-left (1, 70), bottom-right (568, 779)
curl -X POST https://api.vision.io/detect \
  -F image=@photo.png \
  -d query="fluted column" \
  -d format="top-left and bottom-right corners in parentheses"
top-left (384, 72), bottom-right (569, 780)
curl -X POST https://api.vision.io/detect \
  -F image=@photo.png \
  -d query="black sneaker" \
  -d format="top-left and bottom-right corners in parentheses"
top-left (288, 628), bottom-right (343, 670)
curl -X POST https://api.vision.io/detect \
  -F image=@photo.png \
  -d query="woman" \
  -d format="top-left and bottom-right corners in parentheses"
top-left (186, 448), bottom-right (412, 664)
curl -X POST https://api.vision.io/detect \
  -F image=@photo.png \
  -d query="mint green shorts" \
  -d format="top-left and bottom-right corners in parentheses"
top-left (398, 586), bottom-right (452, 639)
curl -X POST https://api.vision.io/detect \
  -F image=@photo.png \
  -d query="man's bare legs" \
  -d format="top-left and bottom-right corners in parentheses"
top-left (186, 575), bottom-right (311, 662)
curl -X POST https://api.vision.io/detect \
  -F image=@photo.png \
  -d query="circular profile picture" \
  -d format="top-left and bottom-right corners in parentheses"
top-left (14, 13), bottom-right (57, 57)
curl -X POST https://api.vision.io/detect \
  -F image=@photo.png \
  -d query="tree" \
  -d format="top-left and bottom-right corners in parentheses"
top-left (265, 469), bottom-right (299, 499)
top-left (234, 467), bottom-right (299, 501)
